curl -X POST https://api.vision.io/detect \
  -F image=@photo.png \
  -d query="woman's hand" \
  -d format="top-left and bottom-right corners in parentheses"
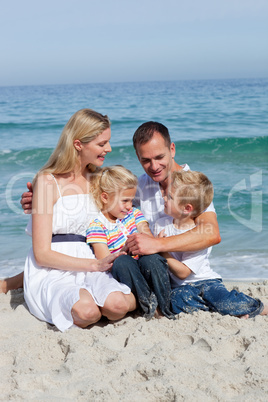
top-left (95, 251), bottom-right (126, 272)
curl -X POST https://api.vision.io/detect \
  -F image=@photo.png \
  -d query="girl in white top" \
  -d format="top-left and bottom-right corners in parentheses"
top-left (22, 109), bottom-right (136, 331)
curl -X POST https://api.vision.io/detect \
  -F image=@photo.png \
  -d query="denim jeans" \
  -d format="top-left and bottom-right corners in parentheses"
top-left (111, 254), bottom-right (174, 319)
top-left (171, 279), bottom-right (264, 318)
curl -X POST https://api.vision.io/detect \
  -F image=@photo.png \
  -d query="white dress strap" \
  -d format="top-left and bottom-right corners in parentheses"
top-left (50, 173), bottom-right (62, 198)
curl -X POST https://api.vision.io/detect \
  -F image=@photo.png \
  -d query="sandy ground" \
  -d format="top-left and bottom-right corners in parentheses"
top-left (0, 280), bottom-right (268, 401)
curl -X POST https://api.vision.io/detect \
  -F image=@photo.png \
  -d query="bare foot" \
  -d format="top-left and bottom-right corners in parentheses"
top-left (238, 314), bottom-right (249, 320)
top-left (0, 279), bottom-right (8, 294)
top-left (260, 304), bottom-right (268, 316)
top-left (0, 272), bottom-right (24, 294)
top-left (154, 307), bottom-right (164, 319)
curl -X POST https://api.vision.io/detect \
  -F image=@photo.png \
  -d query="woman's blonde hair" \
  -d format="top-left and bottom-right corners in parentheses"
top-left (90, 165), bottom-right (138, 210)
top-left (33, 109), bottom-right (110, 186)
top-left (171, 170), bottom-right (214, 217)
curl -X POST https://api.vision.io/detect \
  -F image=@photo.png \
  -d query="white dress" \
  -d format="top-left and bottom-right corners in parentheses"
top-left (23, 176), bottom-right (131, 332)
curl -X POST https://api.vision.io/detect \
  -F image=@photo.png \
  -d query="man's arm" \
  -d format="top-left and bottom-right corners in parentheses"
top-left (125, 211), bottom-right (221, 255)
top-left (21, 182), bottom-right (33, 214)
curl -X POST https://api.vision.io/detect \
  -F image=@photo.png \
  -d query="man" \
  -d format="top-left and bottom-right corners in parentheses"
top-left (125, 121), bottom-right (221, 255)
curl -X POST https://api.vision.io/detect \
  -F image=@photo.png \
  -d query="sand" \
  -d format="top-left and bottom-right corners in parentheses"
top-left (1, 281), bottom-right (268, 401)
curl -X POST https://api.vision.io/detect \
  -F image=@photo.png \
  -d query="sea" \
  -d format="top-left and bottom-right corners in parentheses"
top-left (0, 78), bottom-right (267, 280)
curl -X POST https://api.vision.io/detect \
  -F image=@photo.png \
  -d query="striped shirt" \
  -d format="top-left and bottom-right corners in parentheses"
top-left (86, 207), bottom-right (147, 260)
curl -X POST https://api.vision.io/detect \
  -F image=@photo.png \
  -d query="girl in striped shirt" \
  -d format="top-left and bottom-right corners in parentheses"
top-left (86, 165), bottom-right (174, 319)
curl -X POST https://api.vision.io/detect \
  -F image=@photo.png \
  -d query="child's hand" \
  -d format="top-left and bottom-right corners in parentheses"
top-left (120, 244), bottom-right (128, 252)
top-left (157, 229), bottom-right (166, 238)
top-left (120, 244), bottom-right (130, 254)
top-left (96, 251), bottom-right (126, 272)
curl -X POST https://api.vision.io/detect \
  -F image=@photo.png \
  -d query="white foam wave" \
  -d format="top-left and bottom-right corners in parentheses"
top-left (210, 252), bottom-right (268, 280)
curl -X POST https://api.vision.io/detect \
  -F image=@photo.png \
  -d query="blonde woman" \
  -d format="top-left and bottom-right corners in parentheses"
top-left (22, 109), bottom-right (136, 332)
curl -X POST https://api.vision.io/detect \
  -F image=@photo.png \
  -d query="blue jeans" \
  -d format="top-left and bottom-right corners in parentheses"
top-left (171, 279), bottom-right (264, 318)
top-left (111, 254), bottom-right (174, 319)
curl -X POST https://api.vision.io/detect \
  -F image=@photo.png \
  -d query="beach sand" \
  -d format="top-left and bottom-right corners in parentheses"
top-left (1, 281), bottom-right (268, 401)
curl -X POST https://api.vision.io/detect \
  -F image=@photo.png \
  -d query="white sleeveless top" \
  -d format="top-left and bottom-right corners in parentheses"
top-left (23, 174), bottom-right (130, 332)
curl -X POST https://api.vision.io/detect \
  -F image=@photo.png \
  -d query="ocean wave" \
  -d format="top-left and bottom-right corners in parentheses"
top-left (1, 136), bottom-right (267, 167)
top-left (0, 258), bottom-right (25, 279)
top-left (0, 148), bottom-right (53, 162)
top-left (210, 252), bottom-right (268, 280)
top-left (1, 252), bottom-right (268, 280)
top-left (172, 135), bottom-right (268, 155)
top-left (0, 122), bottom-right (63, 131)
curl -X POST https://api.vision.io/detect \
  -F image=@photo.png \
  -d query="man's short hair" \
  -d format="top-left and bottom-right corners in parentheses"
top-left (133, 121), bottom-right (171, 150)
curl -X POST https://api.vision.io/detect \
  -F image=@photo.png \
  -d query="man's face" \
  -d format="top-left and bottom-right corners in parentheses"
top-left (135, 132), bottom-right (175, 184)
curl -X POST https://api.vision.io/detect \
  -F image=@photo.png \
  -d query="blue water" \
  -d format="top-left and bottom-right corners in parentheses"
top-left (0, 78), bottom-right (267, 279)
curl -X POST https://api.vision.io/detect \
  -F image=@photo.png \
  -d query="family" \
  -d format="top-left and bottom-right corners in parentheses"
top-left (1, 108), bottom-right (267, 331)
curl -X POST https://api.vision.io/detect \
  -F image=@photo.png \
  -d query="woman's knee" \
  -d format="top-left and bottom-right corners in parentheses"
top-left (102, 292), bottom-right (130, 318)
top-left (72, 303), bottom-right (102, 327)
top-left (72, 291), bottom-right (102, 327)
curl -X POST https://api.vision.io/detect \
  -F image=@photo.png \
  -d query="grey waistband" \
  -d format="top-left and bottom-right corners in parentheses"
top-left (51, 234), bottom-right (86, 243)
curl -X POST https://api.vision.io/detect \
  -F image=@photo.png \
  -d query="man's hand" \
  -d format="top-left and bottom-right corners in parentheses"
top-left (125, 233), bottom-right (161, 255)
top-left (20, 182), bottom-right (33, 214)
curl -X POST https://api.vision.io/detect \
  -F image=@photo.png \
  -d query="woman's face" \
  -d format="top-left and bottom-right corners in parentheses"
top-left (81, 128), bottom-right (112, 167)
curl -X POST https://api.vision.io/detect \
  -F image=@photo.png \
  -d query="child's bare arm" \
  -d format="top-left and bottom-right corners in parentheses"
top-left (136, 221), bottom-right (154, 237)
top-left (161, 252), bottom-right (192, 280)
top-left (91, 243), bottom-right (111, 259)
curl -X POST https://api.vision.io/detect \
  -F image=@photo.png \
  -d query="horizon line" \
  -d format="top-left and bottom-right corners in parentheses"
top-left (1, 76), bottom-right (268, 90)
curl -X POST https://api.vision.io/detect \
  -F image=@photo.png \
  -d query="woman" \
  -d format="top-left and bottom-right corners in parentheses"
top-left (7, 109), bottom-right (137, 332)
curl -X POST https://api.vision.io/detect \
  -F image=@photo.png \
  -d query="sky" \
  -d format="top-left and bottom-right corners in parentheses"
top-left (1, 0), bottom-right (268, 86)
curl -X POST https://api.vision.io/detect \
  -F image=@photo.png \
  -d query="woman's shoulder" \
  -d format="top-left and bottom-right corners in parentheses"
top-left (35, 172), bottom-right (74, 190)
top-left (33, 173), bottom-right (61, 204)
top-left (34, 172), bottom-right (55, 187)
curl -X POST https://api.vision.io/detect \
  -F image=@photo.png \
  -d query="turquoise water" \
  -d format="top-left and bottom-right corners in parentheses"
top-left (0, 78), bottom-right (267, 279)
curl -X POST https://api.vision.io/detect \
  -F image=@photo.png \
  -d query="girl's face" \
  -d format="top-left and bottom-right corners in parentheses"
top-left (80, 128), bottom-right (112, 167)
top-left (101, 187), bottom-right (137, 222)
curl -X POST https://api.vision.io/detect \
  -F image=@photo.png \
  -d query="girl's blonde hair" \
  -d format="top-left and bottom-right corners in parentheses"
top-left (171, 170), bottom-right (214, 217)
top-left (90, 165), bottom-right (138, 210)
top-left (33, 109), bottom-right (110, 186)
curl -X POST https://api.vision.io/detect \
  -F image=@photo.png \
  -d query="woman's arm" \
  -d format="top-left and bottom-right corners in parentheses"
top-left (32, 175), bottom-right (118, 272)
